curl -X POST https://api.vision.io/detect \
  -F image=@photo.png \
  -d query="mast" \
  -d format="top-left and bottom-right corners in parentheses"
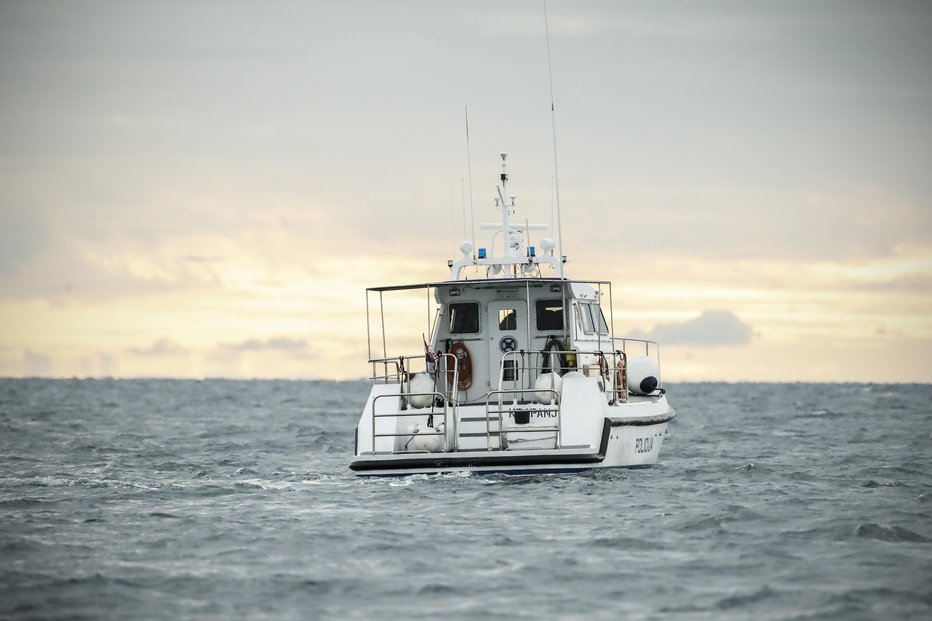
top-left (449, 156), bottom-right (557, 281)
top-left (495, 153), bottom-right (515, 258)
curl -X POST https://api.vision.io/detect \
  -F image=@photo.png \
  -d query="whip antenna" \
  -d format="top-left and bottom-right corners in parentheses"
top-left (461, 177), bottom-right (467, 253)
top-left (450, 185), bottom-right (456, 258)
top-left (465, 105), bottom-right (477, 259)
top-left (543, 0), bottom-right (565, 278)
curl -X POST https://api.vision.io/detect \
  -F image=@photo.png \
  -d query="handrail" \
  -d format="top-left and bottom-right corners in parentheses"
top-left (366, 341), bottom-right (660, 455)
top-left (367, 353), bottom-right (461, 454)
top-left (371, 393), bottom-right (448, 453)
top-left (611, 338), bottom-right (662, 390)
top-left (494, 348), bottom-right (635, 405)
top-left (612, 337), bottom-right (660, 358)
top-left (368, 351), bottom-right (463, 387)
top-left (368, 354), bottom-right (424, 383)
top-left (440, 353), bottom-right (460, 444)
top-left (485, 388), bottom-right (561, 451)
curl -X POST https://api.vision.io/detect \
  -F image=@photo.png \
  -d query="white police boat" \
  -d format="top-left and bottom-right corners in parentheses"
top-left (350, 156), bottom-right (675, 476)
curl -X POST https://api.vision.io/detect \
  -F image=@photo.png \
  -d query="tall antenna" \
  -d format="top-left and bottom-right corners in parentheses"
top-left (461, 178), bottom-right (467, 245)
top-left (543, 0), bottom-right (565, 278)
top-left (465, 105), bottom-right (477, 259)
top-left (450, 185), bottom-right (456, 259)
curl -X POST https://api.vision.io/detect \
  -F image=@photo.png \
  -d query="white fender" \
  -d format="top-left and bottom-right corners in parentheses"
top-left (406, 373), bottom-right (435, 408)
top-left (412, 426), bottom-right (443, 452)
top-left (533, 372), bottom-right (562, 404)
top-left (628, 356), bottom-right (660, 395)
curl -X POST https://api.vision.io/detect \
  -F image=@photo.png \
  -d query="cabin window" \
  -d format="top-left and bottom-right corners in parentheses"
top-left (593, 304), bottom-right (610, 335)
top-left (577, 303), bottom-right (595, 334)
top-left (536, 299), bottom-right (564, 331)
top-left (498, 308), bottom-right (517, 331)
top-left (448, 302), bottom-right (479, 334)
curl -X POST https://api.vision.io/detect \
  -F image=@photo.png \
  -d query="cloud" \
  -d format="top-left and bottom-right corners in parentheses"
top-left (214, 337), bottom-right (311, 358)
top-left (23, 349), bottom-right (52, 376)
top-left (203, 337), bottom-right (314, 377)
top-left (639, 310), bottom-right (754, 347)
top-left (130, 338), bottom-right (188, 357)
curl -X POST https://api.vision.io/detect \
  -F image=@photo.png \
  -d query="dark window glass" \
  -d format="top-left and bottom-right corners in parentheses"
top-left (536, 299), bottom-right (564, 331)
top-left (449, 302), bottom-right (479, 333)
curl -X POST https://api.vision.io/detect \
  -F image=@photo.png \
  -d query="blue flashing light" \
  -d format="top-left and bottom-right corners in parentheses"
top-left (529, 246), bottom-right (536, 257)
top-left (478, 247), bottom-right (487, 259)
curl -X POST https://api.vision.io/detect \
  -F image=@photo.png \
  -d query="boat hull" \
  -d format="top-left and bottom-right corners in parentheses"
top-left (350, 413), bottom-right (673, 476)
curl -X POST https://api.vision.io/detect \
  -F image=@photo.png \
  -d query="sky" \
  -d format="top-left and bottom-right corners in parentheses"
top-left (1, 0), bottom-right (930, 382)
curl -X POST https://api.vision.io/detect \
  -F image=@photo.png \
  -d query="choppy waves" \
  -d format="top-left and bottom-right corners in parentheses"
top-left (1, 379), bottom-right (930, 620)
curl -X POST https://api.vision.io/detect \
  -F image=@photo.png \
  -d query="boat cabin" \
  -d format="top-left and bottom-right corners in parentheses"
top-left (366, 275), bottom-right (664, 408)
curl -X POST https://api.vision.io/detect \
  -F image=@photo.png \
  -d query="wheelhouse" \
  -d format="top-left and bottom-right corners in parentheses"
top-left (366, 277), bottom-right (661, 403)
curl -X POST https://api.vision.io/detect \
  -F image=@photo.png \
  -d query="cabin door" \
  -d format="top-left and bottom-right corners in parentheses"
top-left (487, 301), bottom-right (526, 389)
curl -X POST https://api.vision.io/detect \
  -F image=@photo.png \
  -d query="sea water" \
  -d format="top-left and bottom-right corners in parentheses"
top-left (1, 379), bottom-right (930, 620)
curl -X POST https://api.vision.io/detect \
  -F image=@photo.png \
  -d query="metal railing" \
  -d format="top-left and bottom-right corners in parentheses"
top-left (485, 388), bottom-right (561, 451)
top-left (612, 338), bottom-right (662, 391)
top-left (366, 353), bottom-right (461, 454)
top-left (371, 392), bottom-right (449, 453)
top-left (612, 337), bottom-right (660, 358)
top-left (369, 355), bottom-right (423, 384)
top-left (494, 348), bottom-right (635, 405)
top-left (363, 341), bottom-right (662, 455)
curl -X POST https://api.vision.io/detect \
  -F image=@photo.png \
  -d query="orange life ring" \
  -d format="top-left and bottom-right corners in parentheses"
top-left (448, 341), bottom-right (473, 390)
top-left (615, 355), bottom-right (628, 403)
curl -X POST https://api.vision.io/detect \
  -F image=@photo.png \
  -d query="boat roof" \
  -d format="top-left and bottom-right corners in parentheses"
top-left (366, 277), bottom-right (611, 293)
